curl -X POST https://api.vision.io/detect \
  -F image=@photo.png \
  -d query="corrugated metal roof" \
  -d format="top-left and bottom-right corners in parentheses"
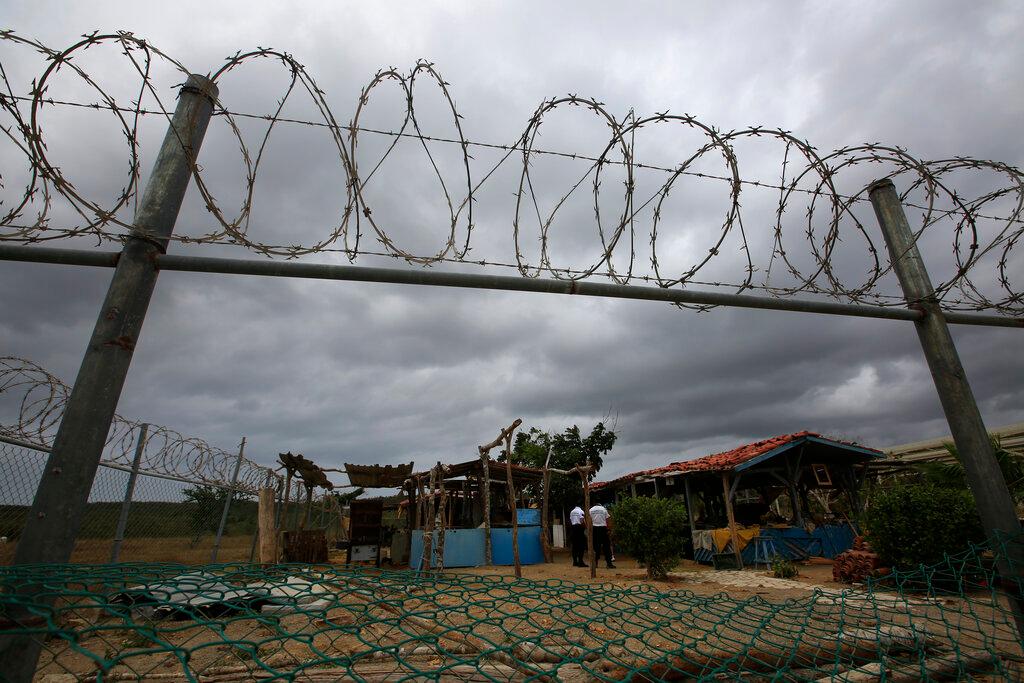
top-left (884, 422), bottom-right (1024, 465)
top-left (593, 432), bottom-right (882, 490)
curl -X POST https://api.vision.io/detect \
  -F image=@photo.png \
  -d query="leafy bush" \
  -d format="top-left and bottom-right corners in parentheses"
top-left (771, 555), bottom-right (798, 579)
top-left (611, 496), bottom-right (689, 579)
top-left (862, 482), bottom-right (984, 569)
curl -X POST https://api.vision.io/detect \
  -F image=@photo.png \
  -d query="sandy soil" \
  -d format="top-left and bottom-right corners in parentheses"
top-left (436, 548), bottom-right (842, 602)
top-left (0, 534), bottom-right (255, 565)
top-left (27, 549), bottom-right (1023, 681)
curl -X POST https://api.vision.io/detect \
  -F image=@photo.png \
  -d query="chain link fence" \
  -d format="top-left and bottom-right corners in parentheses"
top-left (0, 434), bottom-right (265, 564)
top-left (0, 357), bottom-right (288, 565)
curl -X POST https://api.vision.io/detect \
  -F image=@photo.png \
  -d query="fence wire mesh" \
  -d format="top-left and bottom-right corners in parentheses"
top-left (0, 355), bottom-right (283, 567)
top-left (0, 439), bottom-right (258, 566)
top-left (2, 534), bottom-right (1022, 681)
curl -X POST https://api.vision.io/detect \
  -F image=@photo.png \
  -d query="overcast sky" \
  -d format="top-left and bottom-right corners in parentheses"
top-left (2, 1), bottom-right (1022, 489)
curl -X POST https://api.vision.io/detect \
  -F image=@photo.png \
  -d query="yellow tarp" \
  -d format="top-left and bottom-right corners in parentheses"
top-left (711, 525), bottom-right (760, 553)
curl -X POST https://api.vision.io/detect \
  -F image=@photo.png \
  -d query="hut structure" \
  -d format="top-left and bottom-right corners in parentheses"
top-left (401, 456), bottom-right (548, 570)
top-left (591, 432), bottom-right (883, 568)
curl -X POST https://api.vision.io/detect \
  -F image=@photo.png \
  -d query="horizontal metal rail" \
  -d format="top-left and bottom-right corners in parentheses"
top-left (0, 433), bottom-right (50, 454)
top-left (1, 244), bottom-right (1021, 328)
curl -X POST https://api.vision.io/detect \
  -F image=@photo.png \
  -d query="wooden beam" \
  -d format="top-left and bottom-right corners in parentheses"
top-left (683, 477), bottom-right (697, 529)
top-left (419, 471), bottom-right (434, 571)
top-left (503, 434), bottom-right (522, 578)
top-left (785, 453), bottom-right (805, 527)
top-left (581, 464), bottom-right (595, 578)
top-left (281, 469), bottom-right (293, 533)
top-left (258, 487), bottom-right (276, 564)
top-left (436, 462), bottom-right (447, 572)
top-left (477, 419), bottom-right (521, 566)
top-left (405, 481), bottom-right (416, 564)
top-left (479, 452), bottom-right (492, 565)
top-left (683, 477), bottom-right (697, 560)
top-left (728, 471), bottom-right (744, 500)
top-left (541, 449), bottom-right (552, 563)
top-left (721, 472), bottom-right (744, 568)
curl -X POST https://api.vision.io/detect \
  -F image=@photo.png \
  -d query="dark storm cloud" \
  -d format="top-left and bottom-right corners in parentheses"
top-left (2, 1), bottom-right (1022, 486)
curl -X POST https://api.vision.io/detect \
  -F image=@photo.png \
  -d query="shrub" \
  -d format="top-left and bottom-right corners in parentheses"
top-left (862, 482), bottom-right (984, 570)
top-left (771, 555), bottom-right (798, 579)
top-left (611, 496), bottom-right (689, 579)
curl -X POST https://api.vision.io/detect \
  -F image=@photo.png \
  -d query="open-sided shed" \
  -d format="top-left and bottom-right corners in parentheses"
top-left (593, 432), bottom-right (883, 567)
top-left (401, 456), bottom-right (548, 570)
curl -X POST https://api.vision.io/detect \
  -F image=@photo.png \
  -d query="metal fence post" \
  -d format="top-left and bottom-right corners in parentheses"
top-left (12, 75), bottom-right (218, 567)
top-left (869, 179), bottom-right (1024, 637)
top-left (110, 423), bottom-right (149, 562)
top-left (1, 74), bottom-right (218, 683)
top-left (211, 437), bottom-right (246, 563)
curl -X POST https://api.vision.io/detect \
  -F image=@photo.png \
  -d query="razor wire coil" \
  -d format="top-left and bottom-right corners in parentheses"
top-left (1, 30), bottom-right (1021, 316)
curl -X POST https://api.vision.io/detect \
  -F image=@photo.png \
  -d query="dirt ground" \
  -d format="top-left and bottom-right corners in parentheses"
top-left (0, 534), bottom-right (255, 565)
top-left (28, 547), bottom-right (1023, 681)
top-left (433, 548), bottom-right (841, 602)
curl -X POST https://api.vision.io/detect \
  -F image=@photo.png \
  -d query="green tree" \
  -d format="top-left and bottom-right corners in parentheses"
top-left (611, 496), bottom-right (689, 579)
top-left (862, 482), bottom-right (984, 569)
top-left (503, 423), bottom-right (617, 515)
top-left (182, 485), bottom-right (252, 546)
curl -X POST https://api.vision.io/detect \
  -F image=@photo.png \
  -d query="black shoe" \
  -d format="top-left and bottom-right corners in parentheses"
top-left (606, 564), bottom-right (616, 569)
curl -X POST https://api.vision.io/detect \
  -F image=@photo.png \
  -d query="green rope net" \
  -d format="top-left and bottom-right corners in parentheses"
top-left (2, 536), bottom-right (1023, 681)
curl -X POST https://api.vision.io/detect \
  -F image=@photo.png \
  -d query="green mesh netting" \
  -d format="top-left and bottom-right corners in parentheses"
top-left (2, 536), bottom-right (1023, 681)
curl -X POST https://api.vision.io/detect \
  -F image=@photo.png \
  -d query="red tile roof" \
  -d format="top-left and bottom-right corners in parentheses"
top-left (593, 431), bottom-right (879, 490)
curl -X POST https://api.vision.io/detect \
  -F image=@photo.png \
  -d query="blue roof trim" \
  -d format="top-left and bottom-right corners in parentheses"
top-left (734, 435), bottom-right (884, 472)
top-left (733, 439), bottom-right (804, 472)
top-left (805, 435), bottom-right (885, 459)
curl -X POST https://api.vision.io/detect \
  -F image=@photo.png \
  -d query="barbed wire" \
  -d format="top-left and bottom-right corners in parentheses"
top-left (1, 30), bottom-right (1021, 315)
top-left (0, 356), bottom-right (279, 494)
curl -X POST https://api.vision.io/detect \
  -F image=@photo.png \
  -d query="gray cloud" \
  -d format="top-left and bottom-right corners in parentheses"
top-left (3, 1), bottom-right (1022, 490)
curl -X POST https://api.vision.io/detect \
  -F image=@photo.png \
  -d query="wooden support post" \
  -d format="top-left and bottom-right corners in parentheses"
top-left (477, 419), bottom-right (522, 568)
top-left (406, 480), bottom-right (416, 565)
top-left (415, 476), bottom-right (424, 530)
top-left (504, 435), bottom-right (522, 578)
top-left (460, 480), bottom-right (468, 526)
top-left (683, 476), bottom-right (697, 559)
top-left (417, 474), bottom-right (432, 571)
top-left (784, 455), bottom-right (804, 528)
top-left (683, 477), bottom-right (696, 528)
top-left (541, 451), bottom-right (552, 563)
top-left (721, 472), bottom-right (744, 569)
top-left (480, 453), bottom-right (492, 565)
top-left (282, 469), bottom-right (293, 533)
top-left (258, 487), bottom-right (276, 564)
top-left (581, 464), bottom-right (595, 579)
top-left (436, 462), bottom-right (447, 572)
top-left (300, 484), bottom-right (314, 530)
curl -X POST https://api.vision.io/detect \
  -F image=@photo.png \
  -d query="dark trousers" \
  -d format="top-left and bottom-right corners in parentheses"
top-left (593, 526), bottom-right (613, 566)
top-left (570, 524), bottom-right (586, 565)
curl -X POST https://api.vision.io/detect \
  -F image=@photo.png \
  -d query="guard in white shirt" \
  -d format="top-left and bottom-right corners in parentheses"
top-left (569, 504), bottom-right (586, 567)
top-left (589, 503), bottom-right (615, 568)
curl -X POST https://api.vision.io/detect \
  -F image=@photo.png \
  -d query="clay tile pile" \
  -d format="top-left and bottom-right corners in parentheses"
top-left (832, 536), bottom-right (890, 583)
